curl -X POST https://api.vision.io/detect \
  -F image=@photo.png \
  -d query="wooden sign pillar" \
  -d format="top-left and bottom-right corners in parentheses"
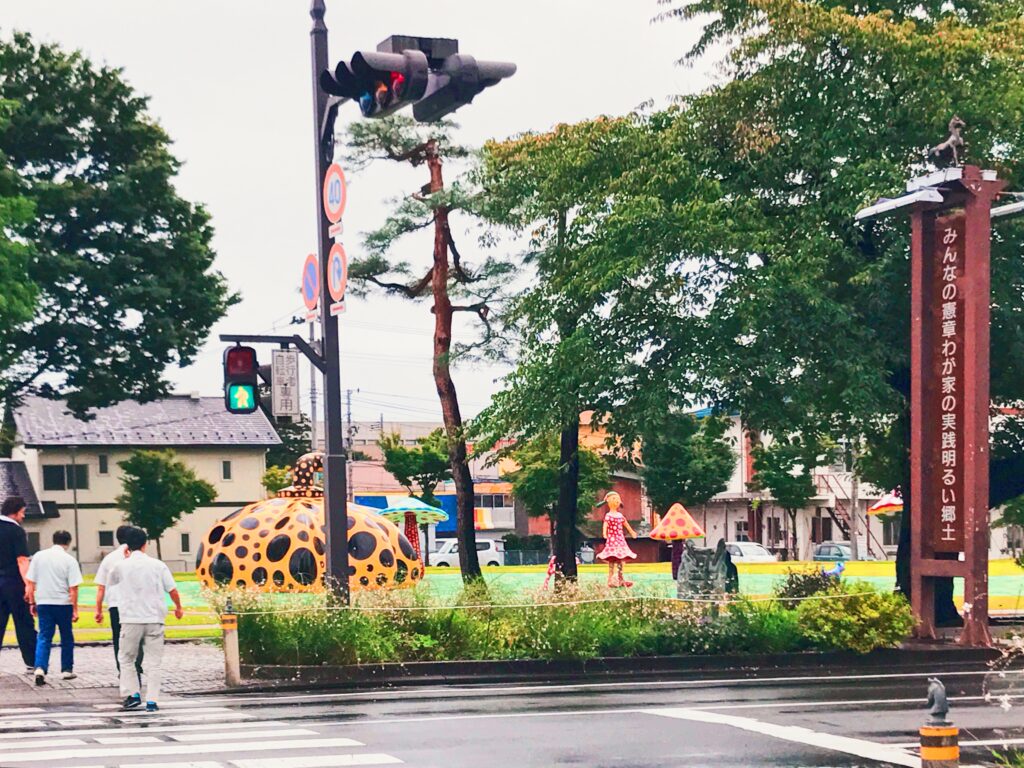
top-left (909, 165), bottom-right (1004, 646)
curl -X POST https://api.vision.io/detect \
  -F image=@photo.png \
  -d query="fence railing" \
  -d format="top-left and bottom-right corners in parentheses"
top-left (503, 549), bottom-right (551, 566)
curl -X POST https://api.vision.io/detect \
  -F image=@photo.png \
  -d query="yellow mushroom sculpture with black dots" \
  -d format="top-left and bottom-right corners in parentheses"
top-left (196, 452), bottom-right (422, 592)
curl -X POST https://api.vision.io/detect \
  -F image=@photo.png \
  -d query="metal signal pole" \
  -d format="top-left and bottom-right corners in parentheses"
top-left (310, 0), bottom-right (349, 603)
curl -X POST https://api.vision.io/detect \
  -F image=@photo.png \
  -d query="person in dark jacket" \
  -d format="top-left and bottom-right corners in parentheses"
top-left (0, 496), bottom-right (38, 670)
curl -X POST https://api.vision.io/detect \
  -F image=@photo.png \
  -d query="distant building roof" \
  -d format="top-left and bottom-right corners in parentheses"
top-left (0, 459), bottom-right (58, 519)
top-left (14, 395), bottom-right (281, 448)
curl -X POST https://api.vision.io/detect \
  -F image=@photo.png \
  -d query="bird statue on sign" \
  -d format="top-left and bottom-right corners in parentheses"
top-left (926, 677), bottom-right (951, 725)
top-left (930, 116), bottom-right (967, 167)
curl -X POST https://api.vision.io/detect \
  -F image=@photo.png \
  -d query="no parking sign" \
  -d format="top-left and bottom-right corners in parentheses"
top-left (301, 253), bottom-right (319, 318)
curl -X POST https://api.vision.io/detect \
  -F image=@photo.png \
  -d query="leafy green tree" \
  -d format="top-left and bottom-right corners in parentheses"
top-left (476, 118), bottom-right (646, 581)
top-left (0, 99), bottom-right (36, 380)
top-left (502, 434), bottom-right (609, 536)
top-left (265, 417), bottom-right (312, 470)
top-left (116, 450), bottom-right (216, 559)
top-left (0, 32), bottom-right (236, 415)
top-left (640, 413), bottom-right (736, 514)
top-left (261, 465), bottom-right (292, 495)
top-left (517, 0), bottom-right (1024, 616)
top-left (750, 437), bottom-right (833, 559)
top-left (379, 429), bottom-right (453, 508)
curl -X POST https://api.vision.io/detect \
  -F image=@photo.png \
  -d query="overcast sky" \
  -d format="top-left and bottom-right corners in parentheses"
top-left (6, 0), bottom-right (716, 423)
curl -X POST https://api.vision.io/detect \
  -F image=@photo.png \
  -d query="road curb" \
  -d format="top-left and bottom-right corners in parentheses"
top-left (215, 644), bottom-right (1000, 695)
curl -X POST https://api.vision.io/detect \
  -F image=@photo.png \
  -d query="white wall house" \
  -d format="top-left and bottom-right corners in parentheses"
top-left (8, 395), bottom-right (280, 573)
top-left (691, 412), bottom-right (1016, 560)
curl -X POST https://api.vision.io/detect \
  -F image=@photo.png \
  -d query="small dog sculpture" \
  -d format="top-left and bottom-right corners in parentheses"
top-left (930, 116), bottom-right (967, 167)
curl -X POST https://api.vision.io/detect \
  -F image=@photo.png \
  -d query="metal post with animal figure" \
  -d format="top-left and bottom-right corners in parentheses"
top-left (855, 116), bottom-right (1024, 646)
top-left (919, 678), bottom-right (959, 767)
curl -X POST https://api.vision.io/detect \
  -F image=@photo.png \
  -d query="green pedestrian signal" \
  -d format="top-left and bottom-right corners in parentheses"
top-left (227, 383), bottom-right (256, 412)
top-left (223, 346), bottom-right (259, 414)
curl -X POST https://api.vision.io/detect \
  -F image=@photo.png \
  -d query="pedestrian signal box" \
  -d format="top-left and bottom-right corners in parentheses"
top-left (223, 345), bottom-right (259, 414)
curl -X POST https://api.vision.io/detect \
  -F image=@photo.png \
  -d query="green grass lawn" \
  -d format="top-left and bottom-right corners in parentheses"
top-left (8, 561), bottom-right (1022, 644)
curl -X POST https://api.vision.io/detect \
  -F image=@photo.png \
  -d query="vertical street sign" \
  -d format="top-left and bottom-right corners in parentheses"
top-left (923, 214), bottom-right (966, 552)
top-left (301, 253), bottom-right (320, 320)
top-left (271, 349), bottom-right (302, 419)
top-left (907, 165), bottom-right (1003, 646)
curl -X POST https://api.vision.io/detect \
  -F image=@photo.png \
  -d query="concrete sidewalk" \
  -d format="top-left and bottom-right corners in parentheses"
top-left (0, 640), bottom-right (226, 705)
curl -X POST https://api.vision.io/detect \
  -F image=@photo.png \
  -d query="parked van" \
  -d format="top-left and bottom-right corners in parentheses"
top-left (432, 538), bottom-right (505, 567)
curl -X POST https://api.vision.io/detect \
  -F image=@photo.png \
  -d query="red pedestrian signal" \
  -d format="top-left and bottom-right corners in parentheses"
top-left (223, 346), bottom-right (259, 414)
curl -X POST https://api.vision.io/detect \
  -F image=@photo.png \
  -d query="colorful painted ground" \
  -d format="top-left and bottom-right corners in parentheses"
top-left (5, 560), bottom-right (1021, 643)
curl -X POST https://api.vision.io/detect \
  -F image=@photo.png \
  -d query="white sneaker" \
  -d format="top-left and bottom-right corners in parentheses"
top-left (34, 668), bottom-right (45, 686)
top-left (61, 671), bottom-right (77, 680)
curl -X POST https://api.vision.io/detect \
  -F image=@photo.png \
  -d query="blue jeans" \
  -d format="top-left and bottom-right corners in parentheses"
top-left (34, 604), bottom-right (74, 673)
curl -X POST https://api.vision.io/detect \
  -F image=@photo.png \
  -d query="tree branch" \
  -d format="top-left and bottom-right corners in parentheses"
top-left (445, 224), bottom-right (481, 283)
top-left (364, 267), bottom-right (434, 299)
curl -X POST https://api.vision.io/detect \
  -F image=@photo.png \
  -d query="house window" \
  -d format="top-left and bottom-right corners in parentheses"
top-left (43, 464), bottom-right (89, 491)
top-left (734, 520), bottom-right (750, 541)
top-left (222, 460), bottom-right (232, 480)
top-left (98, 454), bottom-right (109, 475)
top-left (882, 515), bottom-right (901, 546)
top-left (98, 530), bottom-right (114, 548)
top-left (811, 513), bottom-right (834, 544)
top-left (766, 517), bottom-right (782, 544)
top-left (180, 533), bottom-right (191, 554)
top-left (26, 532), bottom-right (40, 555)
top-left (42, 465), bottom-right (66, 491)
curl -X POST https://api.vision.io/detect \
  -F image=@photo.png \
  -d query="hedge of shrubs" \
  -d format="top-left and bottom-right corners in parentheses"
top-left (222, 578), bottom-right (914, 666)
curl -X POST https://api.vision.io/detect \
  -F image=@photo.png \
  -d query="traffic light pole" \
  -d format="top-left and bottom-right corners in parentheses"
top-left (310, 0), bottom-right (349, 604)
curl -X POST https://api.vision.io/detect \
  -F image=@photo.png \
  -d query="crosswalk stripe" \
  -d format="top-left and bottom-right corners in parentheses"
top-left (232, 756), bottom-right (403, 768)
top-left (172, 728), bottom-right (320, 742)
top-left (0, 707), bottom-right (44, 715)
top-left (3, 736), bottom-right (366, 763)
top-left (0, 737), bottom-right (86, 748)
top-left (0, 707), bottom-right (236, 721)
top-left (0, 719), bottom-right (292, 741)
top-left (93, 735), bottom-right (166, 744)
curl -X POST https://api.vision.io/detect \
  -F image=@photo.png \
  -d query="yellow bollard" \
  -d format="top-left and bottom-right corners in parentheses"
top-left (920, 725), bottom-right (959, 768)
top-left (221, 600), bottom-right (241, 688)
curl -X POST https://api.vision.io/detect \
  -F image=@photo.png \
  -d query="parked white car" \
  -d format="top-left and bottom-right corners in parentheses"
top-left (724, 541), bottom-right (778, 562)
top-left (431, 538), bottom-right (505, 567)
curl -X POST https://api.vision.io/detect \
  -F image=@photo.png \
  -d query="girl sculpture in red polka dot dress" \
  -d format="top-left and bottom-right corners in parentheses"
top-left (596, 491), bottom-right (638, 588)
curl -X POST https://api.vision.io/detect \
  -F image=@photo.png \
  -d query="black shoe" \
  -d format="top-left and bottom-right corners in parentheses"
top-left (121, 694), bottom-right (142, 711)
top-left (34, 668), bottom-right (45, 686)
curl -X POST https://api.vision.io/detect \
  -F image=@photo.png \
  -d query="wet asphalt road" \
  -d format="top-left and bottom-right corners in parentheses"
top-left (1, 658), bottom-right (1022, 767)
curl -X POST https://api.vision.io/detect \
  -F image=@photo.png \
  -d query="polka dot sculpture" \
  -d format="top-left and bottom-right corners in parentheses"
top-left (195, 452), bottom-right (422, 592)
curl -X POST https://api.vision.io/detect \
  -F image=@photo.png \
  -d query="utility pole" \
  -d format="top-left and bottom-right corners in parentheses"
top-left (848, 444), bottom-right (860, 561)
top-left (310, 0), bottom-right (349, 603)
top-left (308, 321), bottom-right (318, 452)
top-left (345, 388), bottom-right (358, 500)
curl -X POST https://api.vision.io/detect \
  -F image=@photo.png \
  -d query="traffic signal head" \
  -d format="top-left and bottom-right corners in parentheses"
top-left (413, 55), bottom-right (516, 124)
top-left (322, 38), bottom-right (515, 123)
top-left (321, 49), bottom-right (429, 118)
top-left (223, 345), bottom-right (259, 414)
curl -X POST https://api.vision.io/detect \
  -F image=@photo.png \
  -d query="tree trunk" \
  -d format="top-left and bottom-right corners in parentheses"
top-left (426, 140), bottom-right (481, 583)
top-left (788, 509), bottom-right (798, 560)
top-left (155, 535), bottom-right (162, 561)
top-left (554, 422), bottom-right (580, 583)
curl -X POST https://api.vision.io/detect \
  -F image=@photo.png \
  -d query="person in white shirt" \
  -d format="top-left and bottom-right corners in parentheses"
top-left (25, 530), bottom-right (83, 686)
top-left (94, 524), bottom-right (143, 676)
top-left (107, 527), bottom-right (183, 712)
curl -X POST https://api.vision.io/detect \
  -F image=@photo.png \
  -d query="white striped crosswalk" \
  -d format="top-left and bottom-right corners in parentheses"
top-left (0, 704), bottom-right (405, 768)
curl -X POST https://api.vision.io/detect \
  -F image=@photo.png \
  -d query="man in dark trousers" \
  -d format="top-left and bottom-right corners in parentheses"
top-left (94, 524), bottom-right (142, 675)
top-left (0, 496), bottom-right (37, 671)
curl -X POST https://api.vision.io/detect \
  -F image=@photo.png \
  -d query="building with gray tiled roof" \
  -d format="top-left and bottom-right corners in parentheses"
top-left (14, 394), bottom-right (280, 448)
top-left (7, 395), bottom-right (280, 571)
